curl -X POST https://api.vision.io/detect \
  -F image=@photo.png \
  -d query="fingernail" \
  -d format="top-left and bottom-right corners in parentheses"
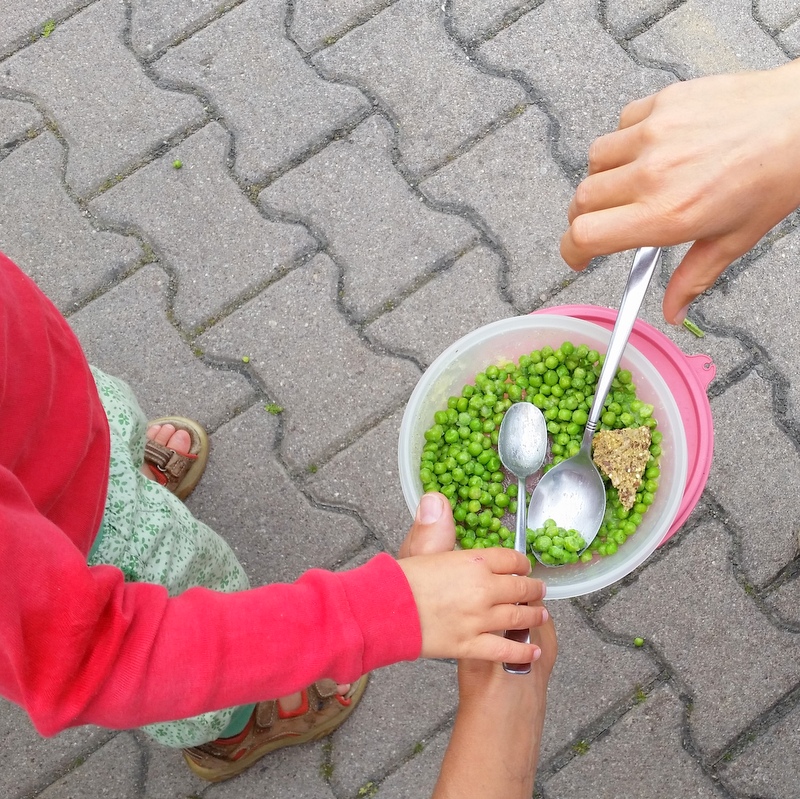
top-left (531, 646), bottom-right (541, 662)
top-left (672, 305), bottom-right (690, 326)
top-left (417, 493), bottom-right (443, 524)
top-left (541, 608), bottom-right (549, 622)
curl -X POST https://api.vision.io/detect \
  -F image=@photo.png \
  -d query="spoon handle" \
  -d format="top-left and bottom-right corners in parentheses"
top-left (582, 247), bottom-right (661, 448)
top-left (503, 476), bottom-right (532, 675)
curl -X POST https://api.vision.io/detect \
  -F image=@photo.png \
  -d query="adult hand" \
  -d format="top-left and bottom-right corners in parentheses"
top-left (561, 58), bottom-right (800, 324)
top-left (396, 493), bottom-right (548, 664)
top-left (399, 493), bottom-right (557, 799)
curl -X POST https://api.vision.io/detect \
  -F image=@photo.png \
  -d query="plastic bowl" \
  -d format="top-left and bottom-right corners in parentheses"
top-left (398, 314), bottom-right (688, 599)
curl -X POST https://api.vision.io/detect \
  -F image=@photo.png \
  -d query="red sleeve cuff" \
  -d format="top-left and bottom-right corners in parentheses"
top-left (337, 553), bottom-right (422, 673)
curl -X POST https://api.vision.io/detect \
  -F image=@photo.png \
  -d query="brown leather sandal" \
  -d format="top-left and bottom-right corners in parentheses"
top-left (182, 676), bottom-right (368, 782)
top-left (144, 416), bottom-right (209, 500)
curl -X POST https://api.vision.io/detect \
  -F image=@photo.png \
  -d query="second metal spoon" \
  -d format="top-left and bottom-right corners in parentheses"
top-left (526, 246), bottom-right (662, 561)
top-left (496, 400), bottom-right (548, 675)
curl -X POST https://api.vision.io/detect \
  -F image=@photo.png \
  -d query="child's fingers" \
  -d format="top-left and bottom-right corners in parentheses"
top-left (488, 601), bottom-right (549, 634)
top-left (469, 632), bottom-right (541, 665)
top-left (480, 572), bottom-right (547, 608)
top-left (476, 546), bottom-right (532, 576)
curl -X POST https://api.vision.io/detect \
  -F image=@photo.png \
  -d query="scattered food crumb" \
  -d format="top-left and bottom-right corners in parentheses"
top-left (173, 159), bottom-right (183, 169)
top-left (264, 403), bottom-right (284, 415)
top-left (634, 637), bottom-right (644, 647)
top-left (683, 318), bottom-right (705, 338)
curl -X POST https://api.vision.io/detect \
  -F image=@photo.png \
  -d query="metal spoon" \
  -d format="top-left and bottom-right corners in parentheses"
top-left (526, 247), bottom-right (662, 563)
top-left (496, 400), bottom-right (548, 675)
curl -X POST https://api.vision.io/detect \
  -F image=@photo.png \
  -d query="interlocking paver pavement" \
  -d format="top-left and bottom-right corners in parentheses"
top-left (153, 0), bottom-right (371, 185)
top-left (2, 1), bottom-right (799, 798)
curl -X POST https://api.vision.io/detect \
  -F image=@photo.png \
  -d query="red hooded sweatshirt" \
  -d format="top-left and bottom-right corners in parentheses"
top-left (0, 252), bottom-right (421, 735)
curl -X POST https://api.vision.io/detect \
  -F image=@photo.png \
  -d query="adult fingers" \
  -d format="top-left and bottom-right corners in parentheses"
top-left (586, 125), bottom-right (642, 176)
top-left (617, 93), bottom-right (656, 130)
top-left (397, 492), bottom-right (456, 559)
top-left (560, 203), bottom-right (651, 270)
top-left (661, 236), bottom-right (751, 324)
top-left (568, 163), bottom-right (638, 224)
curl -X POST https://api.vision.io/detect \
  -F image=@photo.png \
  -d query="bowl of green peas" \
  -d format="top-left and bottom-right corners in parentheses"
top-left (398, 313), bottom-right (688, 599)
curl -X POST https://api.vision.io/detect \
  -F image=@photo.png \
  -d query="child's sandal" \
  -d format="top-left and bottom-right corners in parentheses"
top-left (144, 416), bottom-right (209, 500)
top-left (182, 676), bottom-right (368, 782)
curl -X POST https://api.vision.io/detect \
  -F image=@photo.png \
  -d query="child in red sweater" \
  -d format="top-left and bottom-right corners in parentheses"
top-left (0, 252), bottom-right (548, 781)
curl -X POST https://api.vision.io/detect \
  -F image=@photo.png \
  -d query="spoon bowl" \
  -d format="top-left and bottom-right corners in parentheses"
top-left (496, 400), bottom-right (547, 674)
top-left (526, 247), bottom-right (662, 561)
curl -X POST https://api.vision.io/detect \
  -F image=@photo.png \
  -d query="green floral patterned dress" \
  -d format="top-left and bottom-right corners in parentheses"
top-left (87, 368), bottom-right (254, 747)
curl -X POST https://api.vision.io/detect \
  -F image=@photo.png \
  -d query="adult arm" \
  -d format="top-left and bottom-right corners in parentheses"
top-left (561, 57), bottom-right (800, 324)
top-left (431, 613), bottom-right (556, 799)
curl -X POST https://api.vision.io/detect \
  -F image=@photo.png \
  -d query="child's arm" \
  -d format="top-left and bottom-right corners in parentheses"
top-left (561, 57), bottom-right (800, 324)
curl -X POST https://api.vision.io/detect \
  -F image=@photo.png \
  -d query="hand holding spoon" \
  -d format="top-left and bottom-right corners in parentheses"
top-left (496, 400), bottom-right (547, 674)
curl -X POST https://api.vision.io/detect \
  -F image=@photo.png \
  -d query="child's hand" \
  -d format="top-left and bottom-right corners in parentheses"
top-left (561, 58), bottom-right (800, 324)
top-left (397, 493), bottom-right (548, 665)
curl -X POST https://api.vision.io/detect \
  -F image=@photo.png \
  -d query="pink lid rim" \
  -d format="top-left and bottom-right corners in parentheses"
top-left (533, 304), bottom-right (715, 545)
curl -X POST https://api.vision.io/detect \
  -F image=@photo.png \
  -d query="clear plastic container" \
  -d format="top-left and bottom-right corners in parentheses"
top-left (398, 314), bottom-right (688, 599)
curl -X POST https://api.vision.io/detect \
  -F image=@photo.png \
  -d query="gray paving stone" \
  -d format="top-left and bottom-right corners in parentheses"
top-left (0, 132), bottom-right (143, 312)
top-left (372, 725), bottom-right (450, 799)
top-left (420, 108), bottom-right (575, 310)
top-left (596, 517), bottom-right (800, 754)
top-left (90, 122), bottom-right (314, 330)
top-left (449, 0), bottom-right (532, 44)
top-left (708, 373), bottom-right (800, 584)
top-left (204, 740), bottom-right (335, 798)
top-left (364, 245), bottom-right (513, 366)
top-left (0, 700), bottom-right (112, 799)
top-left (1, 0), bottom-right (206, 197)
top-left (340, 542), bottom-right (383, 571)
top-left (719, 702), bottom-right (800, 799)
top-left (538, 600), bottom-right (660, 765)
top-left (308, 408), bottom-right (411, 554)
top-left (0, 0), bottom-right (85, 56)
top-left (329, 660), bottom-right (458, 797)
top-left (67, 263), bottom-right (254, 429)
top-left (479, 0), bottom-right (672, 169)
top-left (542, 684), bottom-right (723, 799)
top-left (700, 232), bottom-right (800, 395)
top-left (260, 115), bottom-right (477, 321)
top-left (153, 0), bottom-right (370, 185)
top-left (129, 0), bottom-right (221, 58)
top-left (290, 0), bottom-right (385, 53)
top-left (630, 0), bottom-right (789, 79)
top-left (187, 403), bottom-right (366, 585)
top-left (37, 732), bottom-right (141, 799)
top-left (198, 253), bottom-right (422, 470)
top-left (132, 731), bottom-right (210, 799)
top-left (752, 0), bottom-right (798, 30)
top-left (605, 0), bottom-right (676, 36)
top-left (312, 0), bottom-right (527, 175)
top-left (0, 97), bottom-right (41, 146)
top-left (779, 18), bottom-right (800, 55)
top-left (764, 572), bottom-right (800, 626)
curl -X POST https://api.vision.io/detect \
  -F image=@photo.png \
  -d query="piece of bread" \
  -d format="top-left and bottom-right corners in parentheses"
top-left (591, 426), bottom-right (652, 510)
